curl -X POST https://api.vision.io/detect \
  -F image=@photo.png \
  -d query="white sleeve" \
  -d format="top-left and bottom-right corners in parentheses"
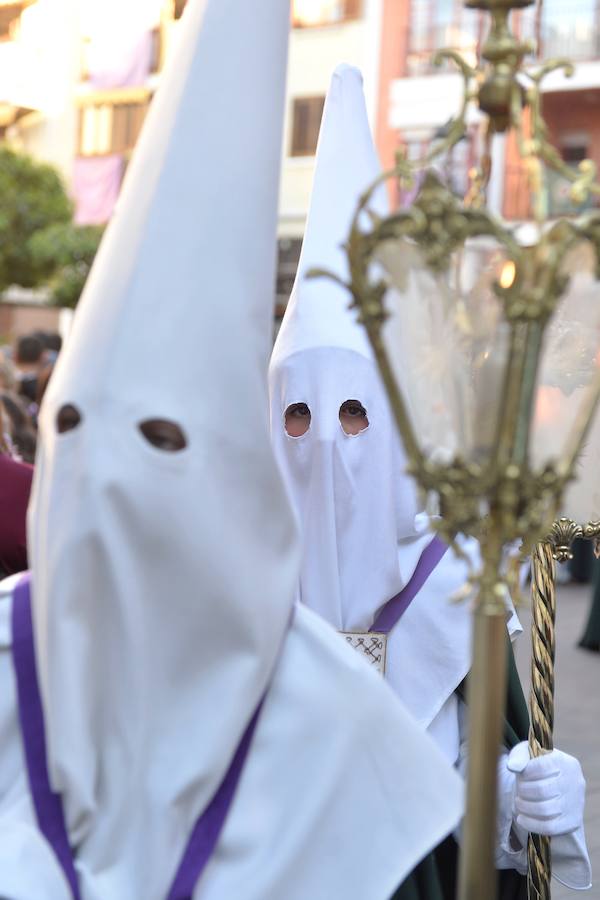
top-left (495, 752), bottom-right (528, 874)
top-left (454, 699), bottom-right (527, 875)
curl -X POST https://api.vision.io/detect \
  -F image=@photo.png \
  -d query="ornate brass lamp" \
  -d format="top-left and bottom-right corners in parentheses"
top-left (311, 1), bottom-right (600, 898)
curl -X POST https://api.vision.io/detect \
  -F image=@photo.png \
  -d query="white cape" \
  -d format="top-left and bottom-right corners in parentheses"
top-left (0, 580), bottom-right (463, 900)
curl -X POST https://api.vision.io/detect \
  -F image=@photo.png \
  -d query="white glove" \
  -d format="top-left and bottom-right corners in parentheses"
top-left (507, 741), bottom-right (585, 836)
top-left (495, 752), bottom-right (527, 874)
top-left (507, 741), bottom-right (592, 890)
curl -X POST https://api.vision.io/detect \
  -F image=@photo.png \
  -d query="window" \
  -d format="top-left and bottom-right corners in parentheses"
top-left (561, 144), bottom-right (588, 165)
top-left (543, 0), bottom-right (598, 59)
top-left (274, 238), bottom-right (302, 337)
top-left (78, 97), bottom-right (151, 157)
top-left (407, 0), bottom-right (483, 76)
top-left (149, 27), bottom-right (161, 74)
top-left (0, 3), bottom-right (23, 41)
top-left (290, 96), bottom-right (325, 157)
top-left (544, 133), bottom-right (595, 216)
top-left (545, 169), bottom-right (595, 217)
top-left (516, 0), bottom-right (597, 61)
top-left (276, 238), bottom-right (302, 310)
top-left (292, 0), bottom-right (361, 28)
top-left (174, 0), bottom-right (188, 19)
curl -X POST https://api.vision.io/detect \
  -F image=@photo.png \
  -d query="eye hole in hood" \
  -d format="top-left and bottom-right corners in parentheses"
top-left (339, 400), bottom-right (368, 435)
top-left (284, 402), bottom-right (311, 437)
top-left (139, 419), bottom-right (187, 452)
top-left (56, 404), bottom-right (83, 434)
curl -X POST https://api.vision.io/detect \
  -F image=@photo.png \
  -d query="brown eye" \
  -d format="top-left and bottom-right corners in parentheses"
top-left (139, 419), bottom-right (187, 452)
top-left (284, 402), bottom-right (311, 437)
top-left (339, 400), bottom-right (368, 435)
top-left (56, 404), bottom-right (82, 434)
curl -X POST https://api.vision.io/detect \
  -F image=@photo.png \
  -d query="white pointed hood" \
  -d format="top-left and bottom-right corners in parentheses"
top-left (268, 69), bottom-right (511, 750)
top-left (271, 64), bottom-right (377, 366)
top-left (26, 0), bottom-right (297, 894)
top-left (269, 65), bottom-right (427, 633)
top-left (0, 25), bottom-right (465, 900)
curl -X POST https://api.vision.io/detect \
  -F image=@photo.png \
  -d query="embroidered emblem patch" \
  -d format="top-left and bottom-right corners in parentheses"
top-left (340, 631), bottom-right (387, 676)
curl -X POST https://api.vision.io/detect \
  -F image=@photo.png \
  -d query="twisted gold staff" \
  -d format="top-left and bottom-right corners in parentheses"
top-left (526, 518), bottom-right (596, 898)
top-left (528, 540), bottom-right (556, 900)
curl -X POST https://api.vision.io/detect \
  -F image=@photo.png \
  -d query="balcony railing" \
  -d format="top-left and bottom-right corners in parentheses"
top-left (77, 90), bottom-right (152, 157)
top-left (503, 165), bottom-right (599, 221)
top-left (406, 3), bottom-right (600, 77)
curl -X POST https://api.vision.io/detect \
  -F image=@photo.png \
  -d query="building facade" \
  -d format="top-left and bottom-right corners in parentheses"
top-left (1, 0), bottom-right (387, 317)
top-left (2, 0), bottom-right (184, 223)
top-left (378, 0), bottom-right (600, 221)
top-left (276, 0), bottom-right (385, 312)
top-left (2, 0), bottom-right (598, 326)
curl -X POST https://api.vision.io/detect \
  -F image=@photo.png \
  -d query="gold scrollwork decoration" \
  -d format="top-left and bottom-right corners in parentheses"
top-left (546, 518), bottom-right (583, 562)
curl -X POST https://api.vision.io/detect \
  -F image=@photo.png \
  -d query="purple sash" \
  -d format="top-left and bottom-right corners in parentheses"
top-left (12, 575), bottom-right (82, 900)
top-left (370, 536), bottom-right (448, 635)
top-left (11, 573), bottom-right (260, 900)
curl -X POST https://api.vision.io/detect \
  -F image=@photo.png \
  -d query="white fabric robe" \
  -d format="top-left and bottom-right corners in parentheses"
top-left (0, 577), bottom-right (463, 900)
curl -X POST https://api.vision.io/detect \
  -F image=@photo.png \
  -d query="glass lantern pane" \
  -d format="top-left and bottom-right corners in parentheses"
top-left (530, 241), bottom-right (600, 524)
top-left (562, 403), bottom-right (600, 525)
top-left (378, 236), bottom-right (511, 465)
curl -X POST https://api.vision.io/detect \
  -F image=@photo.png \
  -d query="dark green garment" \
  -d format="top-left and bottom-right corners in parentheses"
top-left (391, 643), bottom-right (529, 900)
top-left (579, 558), bottom-right (600, 652)
top-left (568, 538), bottom-right (593, 584)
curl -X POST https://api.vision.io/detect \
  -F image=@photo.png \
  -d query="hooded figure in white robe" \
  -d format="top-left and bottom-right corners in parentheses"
top-left (0, 3), bottom-right (465, 899)
top-left (269, 63), bottom-right (591, 896)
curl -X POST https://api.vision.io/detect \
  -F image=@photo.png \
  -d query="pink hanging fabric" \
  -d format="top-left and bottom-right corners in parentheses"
top-left (73, 155), bottom-right (124, 226)
top-left (87, 30), bottom-right (154, 90)
top-left (74, 11), bottom-right (155, 225)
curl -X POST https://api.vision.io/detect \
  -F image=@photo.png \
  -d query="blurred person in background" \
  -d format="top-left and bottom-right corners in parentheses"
top-left (35, 363), bottom-right (54, 409)
top-left (0, 392), bottom-right (36, 463)
top-left (0, 405), bottom-right (11, 456)
top-left (12, 332), bottom-right (61, 424)
top-left (13, 334), bottom-right (44, 407)
top-left (579, 559), bottom-right (600, 652)
top-left (0, 404), bottom-right (33, 579)
top-left (568, 539), bottom-right (593, 584)
top-left (0, 358), bottom-right (17, 394)
top-left (31, 330), bottom-right (62, 365)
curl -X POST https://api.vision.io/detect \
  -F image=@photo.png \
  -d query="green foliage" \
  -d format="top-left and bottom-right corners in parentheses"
top-left (0, 145), bottom-right (73, 292)
top-left (28, 222), bottom-right (104, 309)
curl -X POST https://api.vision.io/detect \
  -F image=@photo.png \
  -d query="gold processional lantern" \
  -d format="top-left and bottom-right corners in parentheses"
top-left (311, 1), bottom-right (600, 898)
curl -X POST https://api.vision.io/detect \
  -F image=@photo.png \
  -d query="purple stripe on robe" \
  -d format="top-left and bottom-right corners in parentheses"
top-left (11, 573), bottom-right (82, 900)
top-left (370, 536), bottom-right (448, 635)
top-left (166, 703), bottom-right (263, 900)
top-left (10, 572), bottom-right (263, 900)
